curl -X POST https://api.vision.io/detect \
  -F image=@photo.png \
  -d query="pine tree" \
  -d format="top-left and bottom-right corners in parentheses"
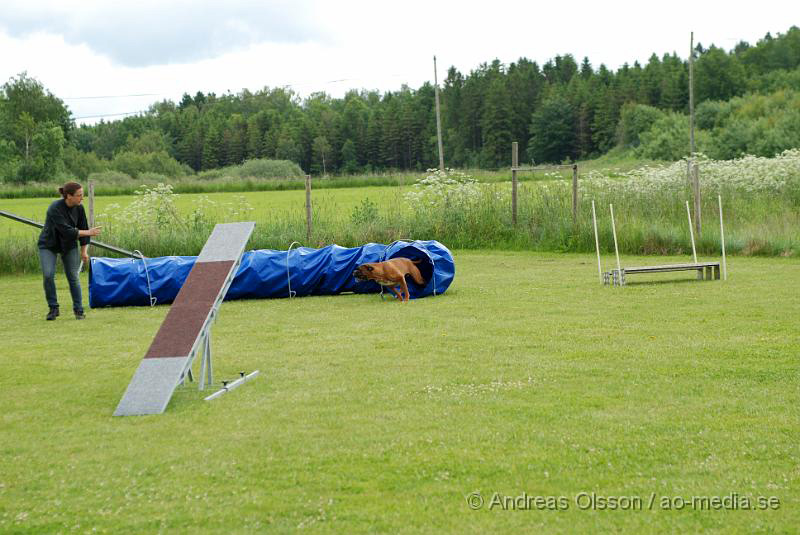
top-left (527, 93), bottom-right (576, 163)
top-left (246, 115), bottom-right (262, 159)
top-left (381, 96), bottom-right (402, 168)
top-left (341, 139), bottom-right (358, 174)
top-left (341, 95), bottom-right (369, 166)
top-left (642, 54), bottom-right (663, 106)
top-left (480, 77), bottom-right (513, 167)
top-left (275, 125), bottom-right (300, 164)
top-left (507, 58), bottom-right (544, 159)
top-left (223, 114), bottom-right (246, 165)
top-left (365, 108), bottom-right (384, 170)
top-left (201, 122), bottom-right (223, 170)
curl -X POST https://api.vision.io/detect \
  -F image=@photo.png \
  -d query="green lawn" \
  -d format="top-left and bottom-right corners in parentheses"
top-left (0, 186), bottom-right (409, 237)
top-left (1, 251), bottom-right (798, 534)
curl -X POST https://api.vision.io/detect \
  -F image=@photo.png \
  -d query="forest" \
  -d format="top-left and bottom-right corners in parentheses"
top-left (1, 26), bottom-right (799, 183)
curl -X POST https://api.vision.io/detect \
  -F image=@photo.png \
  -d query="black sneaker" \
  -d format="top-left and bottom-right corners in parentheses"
top-left (46, 307), bottom-right (59, 321)
top-left (74, 310), bottom-right (86, 320)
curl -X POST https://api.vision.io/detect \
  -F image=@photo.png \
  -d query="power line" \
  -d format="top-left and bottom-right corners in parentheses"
top-left (63, 72), bottom-right (416, 99)
top-left (63, 93), bottom-right (163, 100)
top-left (73, 110), bottom-right (150, 120)
top-left (64, 93), bottom-right (162, 100)
top-left (281, 73), bottom-right (416, 89)
top-left (68, 72), bottom-right (422, 121)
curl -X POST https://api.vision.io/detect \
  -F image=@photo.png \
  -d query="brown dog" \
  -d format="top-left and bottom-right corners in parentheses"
top-left (353, 257), bottom-right (426, 302)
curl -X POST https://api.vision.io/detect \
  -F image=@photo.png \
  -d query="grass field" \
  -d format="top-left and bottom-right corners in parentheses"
top-left (1, 251), bottom-right (798, 534)
top-left (0, 185), bottom-right (408, 235)
top-left (2, 150), bottom-right (797, 275)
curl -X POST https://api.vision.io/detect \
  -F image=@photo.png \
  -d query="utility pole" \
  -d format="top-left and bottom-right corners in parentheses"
top-left (689, 32), bottom-right (700, 234)
top-left (689, 32), bottom-right (696, 160)
top-left (433, 55), bottom-right (445, 171)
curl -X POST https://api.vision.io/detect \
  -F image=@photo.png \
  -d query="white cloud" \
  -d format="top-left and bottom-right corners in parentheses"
top-left (0, 0), bottom-right (326, 67)
top-left (0, 0), bottom-right (794, 124)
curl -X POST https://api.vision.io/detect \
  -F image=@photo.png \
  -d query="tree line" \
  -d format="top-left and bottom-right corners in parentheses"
top-left (1, 26), bottom-right (799, 183)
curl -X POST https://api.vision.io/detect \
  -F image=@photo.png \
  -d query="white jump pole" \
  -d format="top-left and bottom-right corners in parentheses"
top-left (718, 194), bottom-right (727, 280)
top-left (204, 370), bottom-right (260, 401)
top-left (609, 204), bottom-right (622, 284)
top-left (592, 200), bottom-right (602, 283)
top-left (685, 200), bottom-right (698, 264)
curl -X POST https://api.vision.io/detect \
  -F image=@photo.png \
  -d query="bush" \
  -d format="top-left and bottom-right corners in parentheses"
top-left (696, 90), bottom-right (800, 159)
top-left (636, 112), bottom-right (690, 161)
top-left (631, 89), bottom-right (800, 162)
top-left (87, 170), bottom-right (135, 185)
top-left (137, 172), bottom-right (170, 183)
top-left (404, 168), bottom-right (481, 211)
top-left (350, 198), bottom-right (379, 226)
top-left (236, 158), bottom-right (304, 179)
top-left (195, 158), bottom-right (304, 181)
top-left (695, 100), bottom-right (731, 130)
top-left (749, 67), bottom-right (800, 93)
top-left (110, 150), bottom-right (191, 179)
top-left (62, 145), bottom-right (108, 180)
top-left (616, 103), bottom-right (666, 148)
top-left (0, 139), bottom-right (19, 182)
top-left (6, 123), bottom-right (65, 183)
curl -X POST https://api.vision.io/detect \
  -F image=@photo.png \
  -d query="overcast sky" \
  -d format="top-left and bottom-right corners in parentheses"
top-left (0, 0), bottom-right (795, 124)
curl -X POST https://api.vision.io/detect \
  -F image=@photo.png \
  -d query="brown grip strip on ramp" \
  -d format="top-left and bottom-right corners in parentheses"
top-left (144, 260), bottom-right (235, 358)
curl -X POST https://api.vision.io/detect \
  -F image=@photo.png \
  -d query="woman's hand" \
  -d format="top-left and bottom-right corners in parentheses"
top-left (80, 226), bottom-right (102, 237)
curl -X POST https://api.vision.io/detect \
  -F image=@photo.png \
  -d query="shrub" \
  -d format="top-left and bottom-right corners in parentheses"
top-left (110, 150), bottom-right (190, 179)
top-left (62, 145), bottom-right (109, 180)
top-left (236, 158), bottom-right (304, 179)
top-left (195, 158), bottom-right (304, 181)
top-left (95, 183), bottom-right (256, 238)
top-left (635, 112), bottom-right (690, 161)
top-left (616, 103), bottom-right (666, 148)
top-left (350, 198), bottom-right (379, 226)
top-left (404, 168), bottom-right (481, 211)
top-left (87, 170), bottom-right (134, 185)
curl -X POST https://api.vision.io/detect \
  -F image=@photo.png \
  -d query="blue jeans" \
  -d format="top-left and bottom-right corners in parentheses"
top-left (39, 247), bottom-right (83, 312)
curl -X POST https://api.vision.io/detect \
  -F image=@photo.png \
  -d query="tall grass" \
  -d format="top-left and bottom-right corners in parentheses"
top-left (0, 166), bottom-right (570, 199)
top-left (2, 153), bottom-right (797, 274)
top-left (1, 150), bottom-right (652, 200)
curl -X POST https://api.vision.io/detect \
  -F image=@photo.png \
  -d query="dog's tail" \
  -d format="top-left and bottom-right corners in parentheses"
top-left (408, 264), bottom-right (426, 285)
top-left (410, 258), bottom-right (428, 284)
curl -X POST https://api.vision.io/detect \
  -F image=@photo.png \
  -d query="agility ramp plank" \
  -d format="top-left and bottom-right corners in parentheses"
top-left (114, 222), bottom-right (254, 416)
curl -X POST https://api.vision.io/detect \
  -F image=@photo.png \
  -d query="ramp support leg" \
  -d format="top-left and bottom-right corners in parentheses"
top-left (199, 329), bottom-right (214, 391)
top-left (181, 367), bottom-right (194, 386)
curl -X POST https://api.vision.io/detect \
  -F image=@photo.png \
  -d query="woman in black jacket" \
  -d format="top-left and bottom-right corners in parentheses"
top-left (38, 182), bottom-right (102, 320)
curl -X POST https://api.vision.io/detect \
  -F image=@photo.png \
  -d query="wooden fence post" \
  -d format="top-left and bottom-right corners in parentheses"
top-left (572, 164), bottom-right (578, 226)
top-left (692, 162), bottom-right (701, 234)
top-left (305, 175), bottom-right (312, 243)
top-left (88, 180), bottom-right (95, 227)
top-left (511, 142), bottom-right (519, 226)
top-left (88, 180), bottom-right (95, 258)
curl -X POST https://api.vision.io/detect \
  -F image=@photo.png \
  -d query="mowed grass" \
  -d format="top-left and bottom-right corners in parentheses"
top-left (1, 251), bottom-right (798, 534)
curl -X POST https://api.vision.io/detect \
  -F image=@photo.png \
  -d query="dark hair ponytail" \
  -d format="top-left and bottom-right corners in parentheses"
top-left (59, 182), bottom-right (82, 198)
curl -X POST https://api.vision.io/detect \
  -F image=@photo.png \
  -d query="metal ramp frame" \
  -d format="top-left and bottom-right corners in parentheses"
top-left (604, 262), bottom-right (721, 286)
top-left (593, 199), bottom-right (728, 287)
top-left (114, 222), bottom-right (255, 416)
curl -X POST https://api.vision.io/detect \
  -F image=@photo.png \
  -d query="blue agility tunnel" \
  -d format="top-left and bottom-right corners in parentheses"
top-left (89, 240), bottom-right (455, 308)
